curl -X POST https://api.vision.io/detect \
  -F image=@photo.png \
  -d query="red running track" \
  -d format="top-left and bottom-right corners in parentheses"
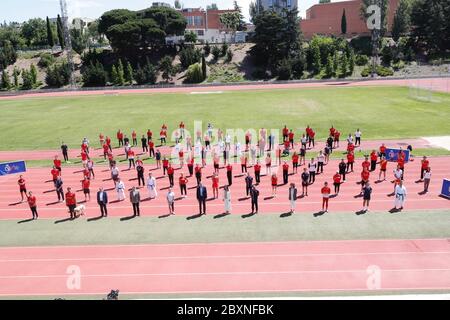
top-left (0, 153), bottom-right (449, 219)
top-left (0, 238), bottom-right (449, 297)
top-left (0, 77), bottom-right (449, 101)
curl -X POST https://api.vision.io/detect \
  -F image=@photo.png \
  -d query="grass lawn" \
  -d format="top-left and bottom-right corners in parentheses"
top-left (0, 86), bottom-right (449, 151)
top-left (2, 209), bottom-right (449, 247)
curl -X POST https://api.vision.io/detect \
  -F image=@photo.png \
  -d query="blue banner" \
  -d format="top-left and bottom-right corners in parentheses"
top-left (0, 161), bottom-right (27, 176)
top-left (441, 179), bottom-right (450, 199)
top-left (385, 148), bottom-right (410, 162)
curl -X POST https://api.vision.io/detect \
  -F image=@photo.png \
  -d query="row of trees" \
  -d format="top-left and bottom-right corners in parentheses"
top-left (0, 64), bottom-right (39, 90)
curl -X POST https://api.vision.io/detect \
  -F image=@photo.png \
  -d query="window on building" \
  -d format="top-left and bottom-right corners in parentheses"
top-left (268, 0), bottom-right (273, 7)
top-left (197, 30), bottom-right (204, 36)
top-left (194, 16), bottom-right (203, 26)
top-left (287, 0), bottom-right (291, 7)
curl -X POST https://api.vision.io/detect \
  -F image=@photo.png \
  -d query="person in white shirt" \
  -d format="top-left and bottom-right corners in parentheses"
top-left (116, 179), bottom-right (125, 201)
top-left (394, 181), bottom-right (407, 210)
top-left (147, 173), bottom-right (157, 199)
top-left (235, 142), bottom-right (242, 158)
top-left (250, 144), bottom-right (257, 165)
top-left (308, 158), bottom-right (317, 184)
top-left (393, 166), bottom-right (403, 192)
top-left (423, 168), bottom-right (432, 193)
top-left (355, 129), bottom-right (362, 146)
top-left (317, 151), bottom-right (325, 174)
top-left (347, 134), bottom-right (353, 144)
top-left (223, 185), bottom-right (232, 214)
top-left (166, 188), bottom-right (175, 215)
top-left (225, 134), bottom-right (231, 150)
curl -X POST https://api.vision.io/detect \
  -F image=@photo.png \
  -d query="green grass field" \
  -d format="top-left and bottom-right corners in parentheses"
top-left (3, 210), bottom-right (450, 247)
top-left (1, 86), bottom-right (450, 151)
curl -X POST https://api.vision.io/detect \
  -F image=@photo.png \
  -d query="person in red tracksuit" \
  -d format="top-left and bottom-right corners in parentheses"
top-left (292, 152), bottom-right (299, 174)
top-left (195, 164), bottom-right (202, 185)
top-left (54, 156), bottom-right (62, 172)
top-left (162, 157), bottom-right (169, 175)
top-left (18, 175), bottom-right (27, 202)
top-left (51, 166), bottom-right (60, 186)
top-left (106, 136), bottom-right (112, 152)
top-left (282, 125), bottom-right (289, 142)
top-left (65, 187), bottom-right (77, 219)
top-left (288, 130), bottom-right (295, 149)
top-left (370, 150), bottom-right (378, 171)
top-left (226, 163), bottom-right (233, 186)
top-left (334, 130), bottom-right (340, 148)
top-left (187, 156), bottom-right (194, 176)
top-left (282, 161), bottom-right (289, 184)
top-left (379, 158), bottom-right (388, 181)
top-left (102, 143), bottom-right (109, 159)
top-left (27, 191), bottom-right (38, 220)
top-left (117, 130), bottom-right (124, 147)
top-left (212, 173), bottom-right (219, 199)
top-left (179, 173), bottom-right (188, 197)
top-left (362, 156), bottom-right (370, 172)
top-left (333, 171), bottom-right (341, 194)
top-left (360, 168), bottom-right (370, 194)
top-left (82, 177), bottom-right (91, 201)
top-left (148, 139), bottom-right (155, 158)
top-left (347, 152), bottom-right (355, 172)
top-left (132, 130), bottom-right (137, 146)
top-left (321, 182), bottom-right (331, 213)
top-left (420, 156), bottom-right (430, 181)
top-left (167, 164), bottom-right (175, 187)
top-left (309, 129), bottom-right (315, 148)
top-left (254, 161), bottom-right (261, 184)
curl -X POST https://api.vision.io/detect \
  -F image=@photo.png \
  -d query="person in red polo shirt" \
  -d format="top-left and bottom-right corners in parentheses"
top-left (362, 156), bottom-right (370, 172)
top-left (334, 130), bottom-right (340, 148)
top-left (132, 130), bottom-right (137, 146)
top-left (329, 126), bottom-right (336, 138)
top-left (379, 143), bottom-right (386, 160)
top-left (179, 173), bottom-right (188, 197)
top-left (117, 130), bottom-right (124, 147)
top-left (360, 168), bottom-right (370, 194)
top-left (292, 152), bottom-right (299, 174)
top-left (254, 161), bottom-right (261, 184)
top-left (212, 173), bottom-right (219, 199)
top-left (288, 130), bottom-right (295, 149)
top-left (51, 166), bottom-right (60, 186)
top-left (102, 143), bottom-right (109, 159)
top-left (420, 156), bottom-right (430, 181)
top-left (397, 152), bottom-right (405, 179)
top-left (18, 175), bottom-right (27, 202)
top-left (147, 129), bottom-right (153, 141)
top-left (65, 187), bottom-right (77, 219)
top-left (167, 163), bottom-right (175, 187)
top-left (321, 182), bottom-right (331, 213)
top-left (333, 171), bottom-right (341, 195)
top-left (148, 139), bottom-right (155, 158)
top-left (309, 129), bottom-right (316, 148)
top-left (53, 156), bottom-right (62, 172)
top-left (179, 149), bottom-right (185, 168)
top-left (282, 125), bottom-right (289, 142)
top-left (105, 136), bottom-right (112, 152)
top-left (127, 148), bottom-right (135, 169)
top-left (379, 157), bottom-right (388, 181)
top-left (82, 177), bottom-right (91, 202)
top-left (271, 173), bottom-right (278, 197)
top-left (162, 156), bottom-right (169, 175)
top-left (187, 155), bottom-right (194, 176)
top-left (99, 133), bottom-right (105, 147)
top-left (27, 191), bottom-right (38, 220)
top-left (347, 142), bottom-right (355, 154)
top-left (81, 150), bottom-right (88, 167)
top-left (370, 150), bottom-right (378, 171)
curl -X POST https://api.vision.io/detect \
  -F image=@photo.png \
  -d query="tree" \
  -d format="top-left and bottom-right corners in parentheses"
top-left (21, 18), bottom-right (47, 47)
top-left (110, 65), bottom-right (118, 85)
top-left (184, 31), bottom-right (197, 44)
top-left (201, 54), bottom-right (207, 79)
top-left (1, 70), bottom-right (11, 90)
top-left (0, 40), bottom-right (17, 70)
top-left (21, 69), bottom-right (34, 90)
top-left (249, 1), bottom-right (258, 24)
top-left (46, 17), bottom-right (55, 47)
top-left (392, 0), bottom-right (412, 42)
top-left (82, 61), bottom-right (107, 87)
top-left (311, 42), bottom-right (322, 74)
top-left (30, 64), bottom-right (38, 86)
top-left (348, 48), bottom-right (355, 75)
top-left (71, 28), bottom-right (88, 54)
top-left (159, 56), bottom-right (176, 82)
top-left (277, 59), bottom-right (292, 80)
top-left (211, 46), bottom-right (221, 60)
top-left (174, 0), bottom-right (182, 9)
top-left (341, 9), bottom-right (347, 35)
top-left (185, 63), bottom-right (204, 83)
top-left (125, 61), bottom-right (134, 84)
top-left (13, 67), bottom-right (20, 88)
top-left (324, 54), bottom-right (334, 78)
top-left (339, 53), bottom-right (348, 77)
top-left (179, 46), bottom-right (201, 69)
top-left (45, 61), bottom-right (71, 87)
top-left (117, 59), bottom-right (125, 85)
top-left (57, 15), bottom-right (65, 49)
top-left (219, 12), bottom-right (242, 42)
top-left (250, 10), bottom-right (302, 69)
top-left (98, 7), bottom-right (186, 55)
top-left (207, 3), bottom-right (218, 10)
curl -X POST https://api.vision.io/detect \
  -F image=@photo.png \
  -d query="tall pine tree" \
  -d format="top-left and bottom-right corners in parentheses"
top-left (57, 15), bottom-right (65, 49)
top-left (341, 9), bottom-right (347, 35)
top-left (46, 17), bottom-right (54, 47)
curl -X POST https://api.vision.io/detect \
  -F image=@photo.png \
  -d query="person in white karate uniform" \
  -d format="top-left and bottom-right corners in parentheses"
top-left (116, 179), bottom-right (125, 201)
top-left (147, 172), bottom-right (157, 199)
top-left (394, 181), bottom-right (407, 210)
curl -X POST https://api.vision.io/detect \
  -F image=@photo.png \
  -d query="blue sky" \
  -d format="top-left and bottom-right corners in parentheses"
top-left (1, 0), bottom-right (322, 23)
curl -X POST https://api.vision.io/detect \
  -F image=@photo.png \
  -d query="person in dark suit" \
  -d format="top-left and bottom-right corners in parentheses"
top-left (130, 186), bottom-right (141, 217)
top-left (196, 183), bottom-right (207, 215)
top-left (97, 187), bottom-right (108, 217)
top-left (250, 185), bottom-right (260, 214)
top-left (245, 173), bottom-right (253, 197)
top-left (288, 183), bottom-right (298, 214)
